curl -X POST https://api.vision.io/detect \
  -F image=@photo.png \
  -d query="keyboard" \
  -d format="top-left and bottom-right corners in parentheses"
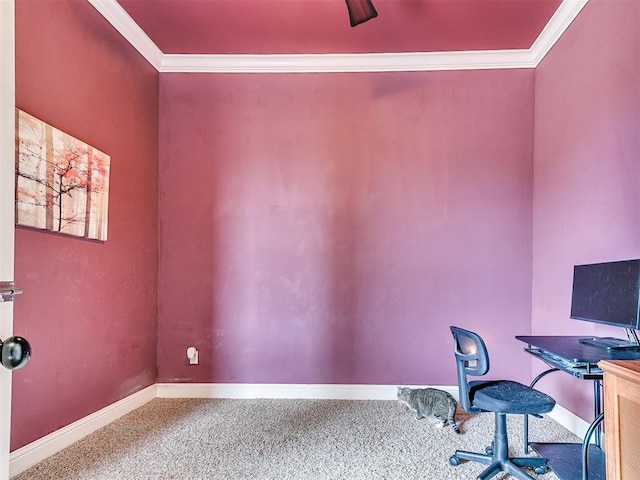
top-left (525, 348), bottom-right (602, 377)
top-left (578, 337), bottom-right (640, 351)
top-left (532, 349), bottom-right (583, 368)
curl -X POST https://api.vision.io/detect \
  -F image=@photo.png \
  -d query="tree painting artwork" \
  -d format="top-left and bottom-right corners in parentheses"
top-left (15, 109), bottom-right (110, 241)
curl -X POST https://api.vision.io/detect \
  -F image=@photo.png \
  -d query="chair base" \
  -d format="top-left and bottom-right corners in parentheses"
top-left (449, 413), bottom-right (550, 480)
top-left (450, 450), bottom-right (547, 480)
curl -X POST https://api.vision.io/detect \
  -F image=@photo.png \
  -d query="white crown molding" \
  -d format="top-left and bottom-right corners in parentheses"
top-left (529, 0), bottom-right (589, 65)
top-left (87, 0), bottom-right (164, 70)
top-left (93, 0), bottom-right (588, 73)
top-left (159, 49), bottom-right (535, 73)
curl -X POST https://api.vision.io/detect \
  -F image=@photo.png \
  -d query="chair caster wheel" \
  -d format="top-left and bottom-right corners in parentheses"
top-left (449, 455), bottom-right (461, 466)
top-left (534, 465), bottom-right (547, 475)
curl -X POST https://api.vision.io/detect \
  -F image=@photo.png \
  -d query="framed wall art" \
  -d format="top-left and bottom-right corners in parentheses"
top-left (15, 109), bottom-right (110, 241)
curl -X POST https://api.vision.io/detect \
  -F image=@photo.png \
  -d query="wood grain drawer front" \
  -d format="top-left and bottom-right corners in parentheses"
top-left (619, 395), bottom-right (640, 479)
top-left (601, 360), bottom-right (640, 480)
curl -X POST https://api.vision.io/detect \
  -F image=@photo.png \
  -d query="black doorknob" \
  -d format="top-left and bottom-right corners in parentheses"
top-left (0, 336), bottom-right (31, 370)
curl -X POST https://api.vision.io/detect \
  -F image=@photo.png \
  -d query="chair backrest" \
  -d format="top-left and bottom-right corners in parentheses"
top-left (450, 326), bottom-right (490, 413)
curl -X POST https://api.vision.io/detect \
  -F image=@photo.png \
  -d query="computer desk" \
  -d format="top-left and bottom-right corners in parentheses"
top-left (516, 336), bottom-right (640, 480)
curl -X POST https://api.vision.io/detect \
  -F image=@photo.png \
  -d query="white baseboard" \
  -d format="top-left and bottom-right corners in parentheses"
top-left (9, 384), bottom-right (157, 478)
top-left (8, 382), bottom-right (587, 477)
top-left (155, 382), bottom-right (458, 401)
top-left (547, 402), bottom-right (592, 441)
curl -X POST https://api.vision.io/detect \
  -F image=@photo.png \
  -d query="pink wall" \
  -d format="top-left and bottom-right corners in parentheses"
top-left (12, 0), bottom-right (159, 450)
top-left (158, 70), bottom-right (536, 386)
top-left (18, 0), bottom-right (634, 453)
top-left (532, 0), bottom-right (640, 419)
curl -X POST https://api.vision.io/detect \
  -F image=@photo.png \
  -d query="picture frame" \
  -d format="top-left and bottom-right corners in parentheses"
top-left (15, 109), bottom-right (111, 241)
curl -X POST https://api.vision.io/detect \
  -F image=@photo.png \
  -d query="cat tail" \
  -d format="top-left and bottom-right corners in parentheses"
top-left (449, 406), bottom-right (461, 434)
top-left (451, 420), bottom-right (461, 434)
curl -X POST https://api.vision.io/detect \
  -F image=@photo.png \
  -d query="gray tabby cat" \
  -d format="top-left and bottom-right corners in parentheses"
top-left (397, 387), bottom-right (461, 434)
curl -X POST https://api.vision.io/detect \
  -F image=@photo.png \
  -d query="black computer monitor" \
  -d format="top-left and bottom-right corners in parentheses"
top-left (570, 259), bottom-right (640, 329)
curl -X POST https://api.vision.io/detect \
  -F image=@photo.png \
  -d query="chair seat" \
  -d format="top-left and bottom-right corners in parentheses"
top-left (472, 380), bottom-right (555, 415)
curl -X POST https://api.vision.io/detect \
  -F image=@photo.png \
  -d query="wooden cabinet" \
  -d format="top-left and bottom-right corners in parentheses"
top-left (600, 360), bottom-right (640, 480)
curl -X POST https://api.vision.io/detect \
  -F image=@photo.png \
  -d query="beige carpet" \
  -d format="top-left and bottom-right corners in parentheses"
top-left (13, 398), bottom-right (582, 479)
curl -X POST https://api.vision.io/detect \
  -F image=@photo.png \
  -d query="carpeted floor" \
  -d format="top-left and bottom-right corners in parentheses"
top-left (13, 398), bottom-right (582, 479)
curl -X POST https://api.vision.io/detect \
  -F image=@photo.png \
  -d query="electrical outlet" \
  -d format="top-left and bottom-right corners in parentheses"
top-left (186, 346), bottom-right (199, 365)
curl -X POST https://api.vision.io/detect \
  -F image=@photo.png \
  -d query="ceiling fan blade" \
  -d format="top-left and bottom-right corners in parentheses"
top-left (345, 0), bottom-right (378, 27)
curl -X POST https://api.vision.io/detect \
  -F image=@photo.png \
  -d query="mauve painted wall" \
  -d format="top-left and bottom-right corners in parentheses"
top-left (158, 71), bottom-right (535, 386)
top-left (12, 0), bottom-right (159, 450)
top-left (532, 0), bottom-right (640, 419)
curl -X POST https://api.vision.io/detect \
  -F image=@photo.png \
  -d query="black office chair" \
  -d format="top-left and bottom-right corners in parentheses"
top-left (449, 326), bottom-right (556, 480)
